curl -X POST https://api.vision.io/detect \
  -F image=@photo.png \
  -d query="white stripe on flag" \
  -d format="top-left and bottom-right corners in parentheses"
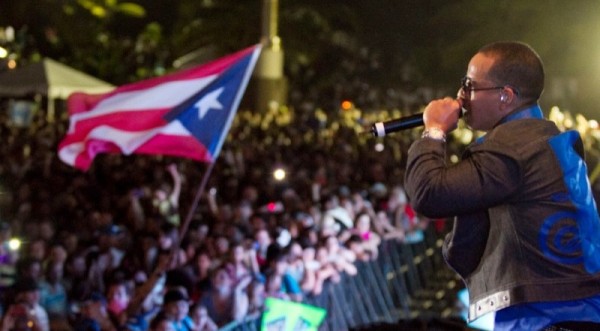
top-left (59, 120), bottom-right (191, 165)
top-left (68, 75), bottom-right (216, 133)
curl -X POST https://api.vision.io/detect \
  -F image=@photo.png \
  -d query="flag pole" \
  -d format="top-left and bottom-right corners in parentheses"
top-left (178, 160), bottom-right (217, 241)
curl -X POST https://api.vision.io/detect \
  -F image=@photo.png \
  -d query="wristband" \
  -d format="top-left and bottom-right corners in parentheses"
top-left (421, 128), bottom-right (446, 142)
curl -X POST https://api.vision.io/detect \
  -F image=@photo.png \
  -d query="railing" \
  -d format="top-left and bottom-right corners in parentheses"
top-left (220, 228), bottom-right (462, 331)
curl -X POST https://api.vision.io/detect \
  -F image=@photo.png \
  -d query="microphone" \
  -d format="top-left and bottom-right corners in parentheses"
top-left (369, 101), bottom-right (464, 137)
top-left (370, 113), bottom-right (425, 137)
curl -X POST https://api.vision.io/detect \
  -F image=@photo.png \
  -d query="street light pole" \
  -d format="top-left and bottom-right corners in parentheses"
top-left (261, 0), bottom-right (280, 51)
top-left (252, 0), bottom-right (287, 112)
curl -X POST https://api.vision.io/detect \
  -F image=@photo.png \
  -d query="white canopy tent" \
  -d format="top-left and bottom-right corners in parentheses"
top-left (0, 58), bottom-right (114, 121)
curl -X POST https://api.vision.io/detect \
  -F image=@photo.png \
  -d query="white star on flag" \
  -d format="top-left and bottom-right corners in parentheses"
top-left (195, 87), bottom-right (224, 119)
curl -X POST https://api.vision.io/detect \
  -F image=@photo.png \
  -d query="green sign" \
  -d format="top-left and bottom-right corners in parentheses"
top-left (261, 298), bottom-right (327, 331)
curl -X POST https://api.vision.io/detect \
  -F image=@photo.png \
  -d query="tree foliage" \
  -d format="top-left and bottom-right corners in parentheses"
top-left (1, 0), bottom-right (600, 116)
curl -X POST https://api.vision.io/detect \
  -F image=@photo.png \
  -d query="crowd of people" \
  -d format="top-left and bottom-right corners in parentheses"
top-left (0, 101), bottom-right (440, 331)
top-left (2, 78), bottom-right (599, 330)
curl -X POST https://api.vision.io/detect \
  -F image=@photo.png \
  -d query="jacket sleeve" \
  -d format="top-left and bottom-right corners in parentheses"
top-left (404, 138), bottom-right (521, 218)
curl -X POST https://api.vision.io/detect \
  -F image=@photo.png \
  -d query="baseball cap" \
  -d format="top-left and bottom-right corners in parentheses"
top-left (163, 289), bottom-right (189, 304)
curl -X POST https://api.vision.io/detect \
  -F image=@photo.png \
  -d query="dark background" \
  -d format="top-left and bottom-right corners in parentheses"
top-left (1, 0), bottom-right (599, 118)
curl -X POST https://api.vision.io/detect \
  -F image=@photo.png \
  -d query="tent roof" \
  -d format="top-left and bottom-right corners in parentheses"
top-left (0, 58), bottom-right (114, 99)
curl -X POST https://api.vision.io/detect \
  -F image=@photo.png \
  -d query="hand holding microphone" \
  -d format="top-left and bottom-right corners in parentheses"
top-left (423, 97), bottom-right (463, 133)
top-left (370, 97), bottom-right (463, 137)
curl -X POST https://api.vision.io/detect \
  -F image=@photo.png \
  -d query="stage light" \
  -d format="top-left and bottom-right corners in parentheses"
top-left (8, 238), bottom-right (21, 251)
top-left (341, 100), bottom-right (353, 111)
top-left (273, 168), bottom-right (286, 181)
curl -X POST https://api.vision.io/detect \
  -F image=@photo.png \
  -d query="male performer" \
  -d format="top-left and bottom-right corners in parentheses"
top-left (404, 41), bottom-right (600, 330)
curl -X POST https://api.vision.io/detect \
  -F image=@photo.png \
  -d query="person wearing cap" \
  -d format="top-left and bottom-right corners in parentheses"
top-left (161, 288), bottom-right (194, 331)
top-left (86, 223), bottom-right (126, 294)
top-left (1, 277), bottom-right (49, 331)
top-left (72, 292), bottom-right (116, 331)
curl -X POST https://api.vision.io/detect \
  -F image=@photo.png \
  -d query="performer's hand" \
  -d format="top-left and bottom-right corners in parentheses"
top-left (423, 97), bottom-right (462, 133)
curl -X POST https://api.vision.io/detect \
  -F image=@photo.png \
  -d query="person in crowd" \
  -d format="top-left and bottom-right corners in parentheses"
top-left (122, 253), bottom-right (169, 331)
top-left (155, 224), bottom-right (186, 270)
top-left (198, 266), bottom-right (249, 327)
top-left (24, 239), bottom-right (46, 265)
top-left (183, 248), bottom-right (212, 302)
top-left (404, 40), bottom-right (600, 330)
top-left (160, 288), bottom-right (194, 331)
top-left (346, 235), bottom-right (369, 262)
top-left (210, 236), bottom-right (229, 268)
top-left (375, 185), bottom-right (411, 241)
top-left (264, 271), bottom-right (290, 301)
top-left (62, 252), bottom-right (90, 305)
top-left (349, 212), bottom-right (381, 260)
top-left (265, 246), bottom-right (303, 303)
top-left (2, 277), bottom-right (50, 331)
top-left (1, 303), bottom-right (35, 331)
top-left (253, 229), bottom-right (271, 271)
top-left (188, 303), bottom-right (217, 331)
top-left (38, 261), bottom-right (69, 330)
top-left (386, 190), bottom-right (427, 245)
top-left (295, 215), bottom-right (319, 249)
top-left (246, 280), bottom-right (266, 316)
top-left (85, 224), bottom-right (126, 294)
top-left (224, 242), bottom-right (253, 287)
top-left (285, 241), bottom-right (306, 290)
top-left (323, 236), bottom-right (357, 277)
top-left (372, 208), bottom-right (405, 242)
top-left (152, 164), bottom-right (183, 227)
top-left (104, 276), bottom-right (132, 327)
top-left (46, 243), bottom-right (68, 270)
top-left (15, 258), bottom-right (43, 284)
top-left (71, 292), bottom-right (116, 331)
top-left (148, 313), bottom-right (174, 331)
top-left (319, 194), bottom-right (353, 240)
top-left (296, 244), bottom-right (319, 295)
top-left (312, 245), bottom-right (340, 296)
top-left (119, 232), bottom-right (158, 285)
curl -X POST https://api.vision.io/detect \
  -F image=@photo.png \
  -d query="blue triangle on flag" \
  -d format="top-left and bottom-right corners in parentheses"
top-left (164, 53), bottom-right (253, 155)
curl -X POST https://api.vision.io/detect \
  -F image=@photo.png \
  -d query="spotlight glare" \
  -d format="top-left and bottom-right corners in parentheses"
top-left (273, 168), bottom-right (286, 181)
top-left (341, 100), bottom-right (353, 111)
top-left (8, 238), bottom-right (21, 251)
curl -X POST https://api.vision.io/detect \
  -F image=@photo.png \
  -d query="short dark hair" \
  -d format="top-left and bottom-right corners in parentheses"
top-left (478, 41), bottom-right (545, 101)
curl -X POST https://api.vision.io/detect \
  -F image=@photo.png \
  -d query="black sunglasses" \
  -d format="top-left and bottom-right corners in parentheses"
top-left (460, 77), bottom-right (520, 96)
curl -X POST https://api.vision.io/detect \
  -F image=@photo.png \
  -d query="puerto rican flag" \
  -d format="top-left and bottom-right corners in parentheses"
top-left (58, 44), bottom-right (262, 171)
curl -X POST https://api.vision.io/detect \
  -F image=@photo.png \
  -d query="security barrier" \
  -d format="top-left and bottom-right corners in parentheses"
top-left (220, 229), bottom-right (461, 331)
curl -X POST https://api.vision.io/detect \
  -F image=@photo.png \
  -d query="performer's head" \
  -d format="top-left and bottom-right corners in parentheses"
top-left (459, 41), bottom-right (545, 131)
